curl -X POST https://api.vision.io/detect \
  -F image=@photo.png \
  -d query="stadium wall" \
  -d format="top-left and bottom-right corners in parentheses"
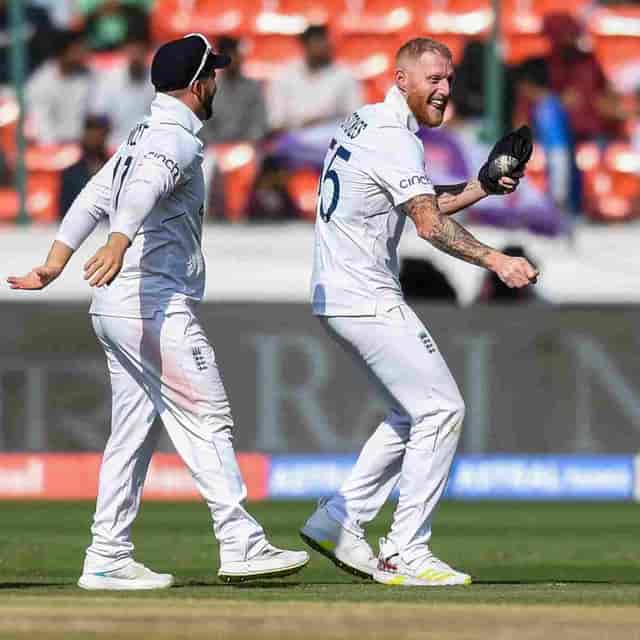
top-left (1, 302), bottom-right (639, 501)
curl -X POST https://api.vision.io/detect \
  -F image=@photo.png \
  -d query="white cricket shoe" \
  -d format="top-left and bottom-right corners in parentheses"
top-left (373, 537), bottom-right (472, 587)
top-left (77, 561), bottom-right (174, 591)
top-left (300, 498), bottom-right (377, 579)
top-left (218, 542), bottom-right (309, 584)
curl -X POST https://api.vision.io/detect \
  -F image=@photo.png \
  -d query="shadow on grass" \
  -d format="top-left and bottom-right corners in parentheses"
top-left (472, 579), bottom-right (626, 585)
top-left (0, 582), bottom-right (70, 589)
top-left (178, 582), bottom-right (306, 590)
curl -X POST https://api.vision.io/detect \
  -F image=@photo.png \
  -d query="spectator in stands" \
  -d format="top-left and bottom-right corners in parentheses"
top-left (200, 37), bottom-right (267, 144)
top-left (79, 0), bottom-right (150, 52)
top-left (0, 0), bottom-right (55, 85)
top-left (91, 24), bottom-right (154, 147)
top-left (450, 39), bottom-right (514, 132)
top-left (26, 29), bottom-right (93, 144)
top-left (31, 0), bottom-right (75, 28)
top-left (245, 156), bottom-right (299, 221)
top-left (543, 12), bottom-right (622, 144)
top-left (516, 58), bottom-right (577, 212)
top-left (267, 25), bottom-right (362, 133)
top-left (59, 114), bottom-right (110, 216)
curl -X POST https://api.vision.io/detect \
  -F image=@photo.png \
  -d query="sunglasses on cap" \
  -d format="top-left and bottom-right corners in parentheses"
top-left (186, 33), bottom-right (213, 87)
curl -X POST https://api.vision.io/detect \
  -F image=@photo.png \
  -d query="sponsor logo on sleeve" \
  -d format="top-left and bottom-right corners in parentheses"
top-left (144, 151), bottom-right (180, 180)
top-left (400, 175), bottom-right (431, 189)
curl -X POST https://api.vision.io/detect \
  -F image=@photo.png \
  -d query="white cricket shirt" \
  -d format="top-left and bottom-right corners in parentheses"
top-left (311, 85), bottom-right (436, 316)
top-left (56, 93), bottom-right (206, 318)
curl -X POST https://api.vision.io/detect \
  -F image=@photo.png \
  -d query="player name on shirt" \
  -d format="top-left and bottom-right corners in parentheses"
top-left (340, 112), bottom-right (368, 139)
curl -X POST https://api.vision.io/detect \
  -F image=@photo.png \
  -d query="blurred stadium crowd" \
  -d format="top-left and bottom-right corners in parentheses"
top-left (0, 0), bottom-right (638, 226)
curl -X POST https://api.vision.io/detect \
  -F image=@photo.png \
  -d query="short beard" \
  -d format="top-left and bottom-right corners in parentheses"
top-left (202, 94), bottom-right (214, 120)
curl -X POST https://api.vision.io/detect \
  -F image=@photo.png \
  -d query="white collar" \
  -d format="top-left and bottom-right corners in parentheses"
top-left (384, 85), bottom-right (419, 134)
top-left (150, 92), bottom-right (204, 135)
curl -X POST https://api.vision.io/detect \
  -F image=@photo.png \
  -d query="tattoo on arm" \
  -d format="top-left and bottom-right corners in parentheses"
top-left (434, 180), bottom-right (487, 216)
top-left (399, 194), bottom-right (494, 268)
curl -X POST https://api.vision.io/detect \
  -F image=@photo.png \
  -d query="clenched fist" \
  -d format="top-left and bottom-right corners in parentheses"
top-left (492, 254), bottom-right (539, 288)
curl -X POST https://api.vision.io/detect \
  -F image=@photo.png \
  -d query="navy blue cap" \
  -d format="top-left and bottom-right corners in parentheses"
top-left (151, 34), bottom-right (231, 92)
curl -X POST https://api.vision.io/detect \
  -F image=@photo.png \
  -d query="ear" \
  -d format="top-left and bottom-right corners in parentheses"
top-left (395, 68), bottom-right (408, 95)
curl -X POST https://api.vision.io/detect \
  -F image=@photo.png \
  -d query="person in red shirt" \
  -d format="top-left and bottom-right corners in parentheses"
top-left (543, 12), bottom-right (622, 143)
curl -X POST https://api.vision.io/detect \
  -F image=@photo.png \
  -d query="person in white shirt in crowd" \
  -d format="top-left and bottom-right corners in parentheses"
top-left (267, 25), bottom-right (362, 133)
top-left (30, 0), bottom-right (75, 28)
top-left (300, 37), bottom-right (538, 587)
top-left (9, 33), bottom-right (309, 590)
top-left (91, 24), bottom-right (155, 148)
top-left (200, 36), bottom-right (267, 144)
top-left (26, 29), bottom-right (94, 144)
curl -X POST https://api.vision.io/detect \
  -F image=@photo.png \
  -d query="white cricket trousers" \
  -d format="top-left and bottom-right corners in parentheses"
top-left (321, 303), bottom-right (465, 563)
top-left (84, 309), bottom-right (266, 572)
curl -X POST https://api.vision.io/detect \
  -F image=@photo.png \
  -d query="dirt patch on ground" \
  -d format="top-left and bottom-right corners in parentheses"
top-left (2, 599), bottom-right (640, 639)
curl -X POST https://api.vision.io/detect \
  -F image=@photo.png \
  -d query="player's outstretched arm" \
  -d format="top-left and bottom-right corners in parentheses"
top-left (7, 240), bottom-right (74, 290)
top-left (401, 194), bottom-right (538, 288)
top-left (435, 175), bottom-right (522, 216)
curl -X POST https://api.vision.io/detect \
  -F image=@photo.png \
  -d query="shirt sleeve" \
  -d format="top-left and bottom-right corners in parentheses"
top-left (367, 127), bottom-right (435, 207)
top-left (55, 156), bottom-right (114, 250)
top-left (109, 130), bottom-right (199, 241)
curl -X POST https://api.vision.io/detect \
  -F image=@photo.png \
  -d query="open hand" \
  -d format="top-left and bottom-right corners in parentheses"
top-left (84, 245), bottom-right (124, 287)
top-left (7, 265), bottom-right (62, 290)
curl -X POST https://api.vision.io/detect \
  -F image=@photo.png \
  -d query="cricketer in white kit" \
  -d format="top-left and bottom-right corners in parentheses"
top-left (300, 38), bottom-right (538, 586)
top-left (8, 34), bottom-right (308, 590)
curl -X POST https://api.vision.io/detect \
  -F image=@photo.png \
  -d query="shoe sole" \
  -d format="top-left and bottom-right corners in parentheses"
top-left (218, 557), bottom-right (309, 584)
top-left (299, 531), bottom-right (372, 581)
top-left (77, 575), bottom-right (174, 591)
top-left (373, 570), bottom-right (472, 587)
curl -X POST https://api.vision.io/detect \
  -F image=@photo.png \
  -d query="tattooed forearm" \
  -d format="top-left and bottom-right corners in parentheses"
top-left (400, 194), bottom-right (495, 268)
top-left (427, 213), bottom-right (493, 267)
top-left (434, 180), bottom-right (488, 216)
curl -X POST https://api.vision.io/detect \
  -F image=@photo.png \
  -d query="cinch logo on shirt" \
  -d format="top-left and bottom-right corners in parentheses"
top-left (400, 175), bottom-right (430, 189)
top-left (144, 151), bottom-right (180, 180)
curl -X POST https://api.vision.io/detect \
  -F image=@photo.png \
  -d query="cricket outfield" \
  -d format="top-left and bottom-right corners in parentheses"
top-left (1, 501), bottom-right (639, 639)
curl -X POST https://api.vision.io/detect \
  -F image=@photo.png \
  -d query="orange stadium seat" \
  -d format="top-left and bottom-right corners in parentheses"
top-left (0, 187), bottom-right (19, 222)
top-left (243, 33), bottom-right (303, 80)
top-left (0, 175), bottom-right (64, 224)
top-left (588, 6), bottom-right (640, 82)
top-left (0, 94), bottom-right (18, 157)
top-left (578, 141), bottom-right (639, 222)
top-left (26, 173), bottom-right (62, 223)
top-left (286, 167), bottom-right (320, 220)
top-left (336, 0), bottom-right (414, 36)
top-left (335, 34), bottom-right (399, 102)
top-left (210, 142), bottom-right (259, 221)
top-left (150, 0), bottom-right (264, 42)
top-left (23, 144), bottom-right (82, 223)
top-left (252, 0), bottom-right (348, 31)
top-left (604, 143), bottom-right (640, 201)
top-left (525, 144), bottom-right (547, 193)
top-left (414, 0), bottom-right (493, 63)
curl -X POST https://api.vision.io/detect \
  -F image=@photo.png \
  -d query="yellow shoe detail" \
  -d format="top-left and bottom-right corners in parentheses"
top-left (388, 575), bottom-right (406, 585)
top-left (318, 540), bottom-right (336, 551)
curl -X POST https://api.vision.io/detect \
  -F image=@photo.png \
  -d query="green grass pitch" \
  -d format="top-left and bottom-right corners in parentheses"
top-left (1, 500), bottom-right (639, 638)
